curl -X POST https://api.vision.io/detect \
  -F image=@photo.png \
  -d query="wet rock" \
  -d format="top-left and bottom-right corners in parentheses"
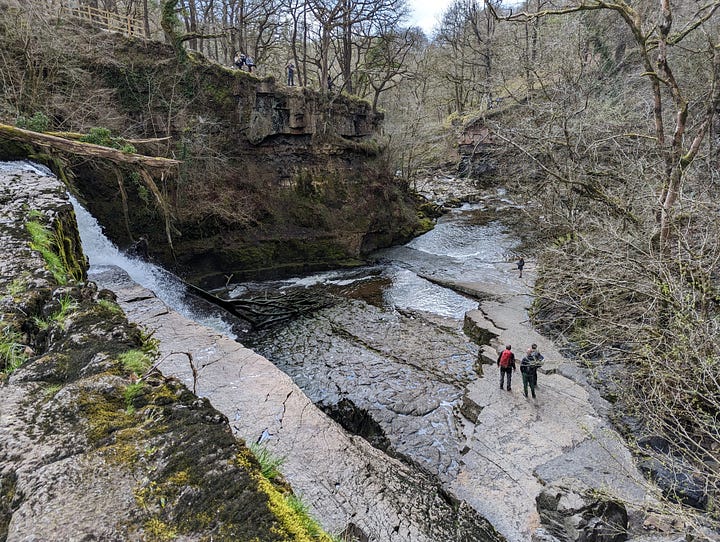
top-left (463, 309), bottom-right (502, 346)
top-left (245, 299), bottom-right (476, 478)
top-left (320, 397), bottom-right (392, 453)
top-left (633, 432), bottom-right (708, 513)
top-left (536, 477), bottom-right (629, 542)
top-left (478, 344), bottom-right (499, 365)
top-left (98, 268), bottom-right (506, 542)
top-left (0, 165), bottom-right (361, 541)
top-left (458, 395), bottom-right (483, 423)
top-left (637, 455), bottom-right (708, 510)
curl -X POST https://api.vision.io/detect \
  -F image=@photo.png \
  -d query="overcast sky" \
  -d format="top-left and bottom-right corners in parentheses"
top-left (407, 0), bottom-right (452, 35)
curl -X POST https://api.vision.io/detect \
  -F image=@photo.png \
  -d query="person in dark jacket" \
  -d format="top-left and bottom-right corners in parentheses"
top-left (497, 345), bottom-right (516, 391)
top-left (234, 52), bottom-right (246, 70)
top-left (517, 257), bottom-right (525, 278)
top-left (286, 61), bottom-right (295, 86)
top-left (520, 343), bottom-right (544, 398)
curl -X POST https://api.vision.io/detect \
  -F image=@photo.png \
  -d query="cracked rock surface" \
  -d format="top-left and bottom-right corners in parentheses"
top-left (94, 267), bottom-right (502, 542)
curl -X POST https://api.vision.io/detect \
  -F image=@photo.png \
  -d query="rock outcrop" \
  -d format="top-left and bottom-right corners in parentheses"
top-left (1, 163), bottom-right (504, 540)
top-left (0, 163), bottom-right (338, 541)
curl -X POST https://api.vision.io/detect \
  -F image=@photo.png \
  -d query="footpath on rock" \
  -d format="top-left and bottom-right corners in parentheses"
top-left (444, 264), bottom-right (654, 540)
top-left (408, 175), bottom-right (683, 542)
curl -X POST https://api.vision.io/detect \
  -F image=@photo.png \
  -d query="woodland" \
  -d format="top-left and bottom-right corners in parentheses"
top-left (1, 0), bottom-right (720, 536)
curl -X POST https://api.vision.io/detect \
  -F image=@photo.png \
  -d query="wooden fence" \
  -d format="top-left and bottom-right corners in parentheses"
top-left (67, 4), bottom-right (146, 40)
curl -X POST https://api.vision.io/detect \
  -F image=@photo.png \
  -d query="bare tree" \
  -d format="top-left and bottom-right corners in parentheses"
top-left (497, 0), bottom-right (720, 253)
top-left (356, 25), bottom-right (419, 111)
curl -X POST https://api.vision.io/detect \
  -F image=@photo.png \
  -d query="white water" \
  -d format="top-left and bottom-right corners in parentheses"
top-left (69, 194), bottom-right (237, 338)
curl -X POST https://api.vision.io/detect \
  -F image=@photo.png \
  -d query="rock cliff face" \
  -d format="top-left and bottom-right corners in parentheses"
top-left (0, 164), bottom-right (337, 541)
top-left (0, 15), bottom-right (422, 287)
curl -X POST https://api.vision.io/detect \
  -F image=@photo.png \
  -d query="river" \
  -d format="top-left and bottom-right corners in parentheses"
top-left (214, 196), bottom-right (524, 479)
top-left (69, 170), bottom-right (523, 482)
top-left (68, 171), bottom-right (545, 539)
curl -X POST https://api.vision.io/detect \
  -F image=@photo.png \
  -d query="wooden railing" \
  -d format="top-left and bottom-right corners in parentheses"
top-left (68, 4), bottom-right (146, 40)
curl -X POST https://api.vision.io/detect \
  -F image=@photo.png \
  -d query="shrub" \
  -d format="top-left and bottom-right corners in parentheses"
top-left (79, 127), bottom-right (136, 153)
top-left (16, 112), bottom-right (50, 132)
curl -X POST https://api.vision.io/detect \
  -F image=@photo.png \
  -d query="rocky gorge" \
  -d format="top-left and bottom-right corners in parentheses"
top-left (0, 10), bottom-right (424, 287)
top-left (0, 9), bottom-right (714, 539)
top-left (1, 162), bottom-right (704, 542)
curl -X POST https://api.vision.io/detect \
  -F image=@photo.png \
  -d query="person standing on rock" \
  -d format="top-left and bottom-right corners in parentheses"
top-left (520, 344), bottom-right (544, 398)
top-left (497, 345), bottom-right (516, 391)
top-left (286, 61), bottom-right (295, 86)
top-left (234, 52), bottom-right (246, 70)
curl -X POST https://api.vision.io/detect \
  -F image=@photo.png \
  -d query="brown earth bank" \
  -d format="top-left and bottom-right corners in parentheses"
top-left (0, 4), bottom-right (425, 287)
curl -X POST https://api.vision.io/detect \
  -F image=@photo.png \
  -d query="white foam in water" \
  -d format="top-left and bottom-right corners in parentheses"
top-left (384, 268), bottom-right (477, 319)
top-left (69, 194), bottom-right (237, 338)
top-left (0, 160), bottom-right (52, 175)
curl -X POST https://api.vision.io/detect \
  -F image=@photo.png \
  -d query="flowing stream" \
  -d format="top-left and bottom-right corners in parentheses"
top-left (222, 200), bottom-right (523, 477)
top-left (69, 193), bottom-right (239, 338)
top-left (68, 172), bottom-right (523, 493)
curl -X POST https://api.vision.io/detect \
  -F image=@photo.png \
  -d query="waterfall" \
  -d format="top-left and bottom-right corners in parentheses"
top-left (69, 194), bottom-right (237, 338)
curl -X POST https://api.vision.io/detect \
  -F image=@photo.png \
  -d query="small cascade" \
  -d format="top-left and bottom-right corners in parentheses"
top-left (69, 194), bottom-right (237, 337)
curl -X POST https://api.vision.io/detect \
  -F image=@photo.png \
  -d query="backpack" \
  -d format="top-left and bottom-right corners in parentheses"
top-left (499, 349), bottom-right (513, 368)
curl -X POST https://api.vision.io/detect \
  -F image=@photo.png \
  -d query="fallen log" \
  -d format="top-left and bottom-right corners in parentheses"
top-left (0, 123), bottom-right (180, 257)
top-left (46, 131), bottom-right (173, 145)
top-left (0, 123), bottom-right (180, 172)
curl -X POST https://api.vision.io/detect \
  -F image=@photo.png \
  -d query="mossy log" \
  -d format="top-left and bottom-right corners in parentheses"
top-left (46, 131), bottom-right (172, 145)
top-left (0, 124), bottom-right (179, 172)
top-left (0, 123), bottom-right (180, 258)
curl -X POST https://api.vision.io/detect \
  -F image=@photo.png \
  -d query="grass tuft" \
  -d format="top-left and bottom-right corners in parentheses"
top-left (0, 326), bottom-right (27, 376)
top-left (119, 349), bottom-right (153, 376)
top-left (26, 220), bottom-right (67, 284)
top-left (249, 443), bottom-right (285, 481)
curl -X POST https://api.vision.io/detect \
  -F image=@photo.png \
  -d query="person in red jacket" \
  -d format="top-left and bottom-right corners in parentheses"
top-left (497, 345), bottom-right (516, 391)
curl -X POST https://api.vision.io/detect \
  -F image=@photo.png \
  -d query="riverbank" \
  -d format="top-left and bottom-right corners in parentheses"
top-left (416, 179), bottom-right (682, 541)
top-left (414, 176), bottom-right (685, 540)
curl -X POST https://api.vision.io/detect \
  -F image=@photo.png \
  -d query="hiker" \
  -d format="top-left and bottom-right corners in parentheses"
top-left (286, 61), bottom-right (295, 86)
top-left (497, 345), bottom-right (516, 391)
top-left (327, 74), bottom-right (333, 91)
top-left (520, 344), bottom-right (544, 398)
top-left (517, 257), bottom-right (525, 278)
top-left (234, 52), bottom-right (246, 70)
top-left (245, 55), bottom-right (255, 73)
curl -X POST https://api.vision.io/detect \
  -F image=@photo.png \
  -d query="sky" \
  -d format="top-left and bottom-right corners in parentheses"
top-left (407, 0), bottom-right (453, 36)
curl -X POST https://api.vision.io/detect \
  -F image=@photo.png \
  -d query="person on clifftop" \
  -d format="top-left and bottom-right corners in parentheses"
top-left (520, 344), bottom-right (544, 399)
top-left (497, 345), bottom-right (516, 391)
top-left (234, 52), bottom-right (246, 70)
top-left (286, 61), bottom-right (295, 86)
